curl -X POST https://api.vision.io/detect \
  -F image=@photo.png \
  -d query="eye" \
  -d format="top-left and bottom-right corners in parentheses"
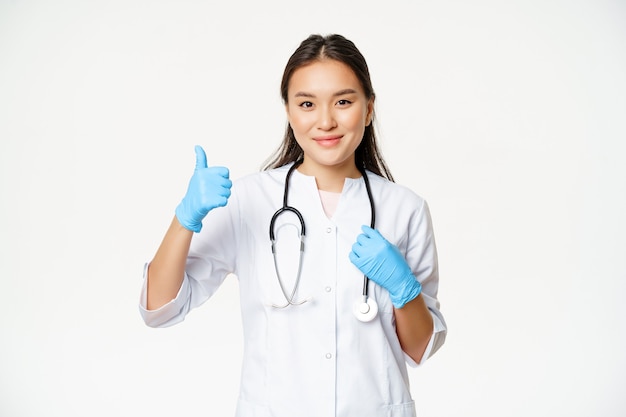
top-left (337, 99), bottom-right (352, 106)
top-left (298, 101), bottom-right (314, 109)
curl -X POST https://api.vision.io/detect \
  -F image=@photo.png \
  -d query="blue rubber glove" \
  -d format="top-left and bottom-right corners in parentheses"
top-left (175, 145), bottom-right (232, 233)
top-left (349, 225), bottom-right (422, 309)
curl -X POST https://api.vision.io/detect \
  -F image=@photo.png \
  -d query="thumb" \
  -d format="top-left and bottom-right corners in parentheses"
top-left (194, 145), bottom-right (208, 170)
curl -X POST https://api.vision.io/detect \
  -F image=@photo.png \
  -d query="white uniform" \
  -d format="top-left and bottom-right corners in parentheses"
top-left (140, 164), bottom-right (447, 417)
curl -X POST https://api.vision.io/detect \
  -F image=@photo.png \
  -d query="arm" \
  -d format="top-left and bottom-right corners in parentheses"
top-left (350, 225), bottom-right (436, 363)
top-left (144, 145), bottom-right (231, 311)
top-left (394, 294), bottom-right (434, 363)
top-left (397, 199), bottom-right (446, 363)
top-left (146, 216), bottom-right (193, 310)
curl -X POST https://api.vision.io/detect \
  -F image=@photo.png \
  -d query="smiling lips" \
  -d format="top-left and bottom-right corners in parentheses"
top-left (313, 135), bottom-right (343, 147)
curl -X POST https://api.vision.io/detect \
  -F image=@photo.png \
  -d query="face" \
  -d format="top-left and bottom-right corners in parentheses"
top-left (285, 59), bottom-right (374, 176)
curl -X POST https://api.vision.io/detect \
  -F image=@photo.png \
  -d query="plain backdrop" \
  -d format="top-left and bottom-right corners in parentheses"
top-left (1, 0), bottom-right (625, 416)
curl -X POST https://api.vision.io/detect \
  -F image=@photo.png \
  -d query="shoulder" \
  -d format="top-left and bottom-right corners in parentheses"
top-left (366, 171), bottom-right (426, 209)
top-left (362, 172), bottom-right (434, 246)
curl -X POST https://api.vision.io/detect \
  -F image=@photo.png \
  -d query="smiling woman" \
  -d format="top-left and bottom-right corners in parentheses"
top-left (266, 34), bottom-right (394, 183)
top-left (140, 34), bottom-right (446, 417)
top-left (285, 59), bottom-right (373, 190)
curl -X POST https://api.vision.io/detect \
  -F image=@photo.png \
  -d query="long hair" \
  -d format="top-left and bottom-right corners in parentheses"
top-left (262, 34), bottom-right (394, 181)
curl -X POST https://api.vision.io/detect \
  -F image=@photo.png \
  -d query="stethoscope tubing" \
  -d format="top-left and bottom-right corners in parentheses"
top-left (268, 160), bottom-right (377, 318)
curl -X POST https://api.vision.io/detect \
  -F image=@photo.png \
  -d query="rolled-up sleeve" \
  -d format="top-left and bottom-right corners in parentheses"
top-left (406, 310), bottom-right (447, 367)
top-left (139, 263), bottom-right (194, 328)
top-left (138, 186), bottom-right (241, 328)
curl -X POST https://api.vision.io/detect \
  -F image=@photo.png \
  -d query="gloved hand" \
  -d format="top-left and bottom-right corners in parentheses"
top-left (349, 225), bottom-right (422, 309)
top-left (175, 145), bottom-right (232, 233)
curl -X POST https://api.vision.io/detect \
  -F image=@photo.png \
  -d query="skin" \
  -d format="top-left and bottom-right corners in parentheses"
top-left (285, 59), bottom-right (373, 192)
top-left (146, 218), bottom-right (192, 311)
top-left (147, 58), bottom-right (434, 363)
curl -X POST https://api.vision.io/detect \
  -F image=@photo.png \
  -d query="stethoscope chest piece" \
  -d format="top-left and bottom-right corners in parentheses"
top-left (353, 296), bottom-right (378, 322)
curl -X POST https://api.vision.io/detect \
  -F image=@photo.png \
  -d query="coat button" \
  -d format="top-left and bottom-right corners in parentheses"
top-left (325, 286), bottom-right (332, 292)
top-left (325, 227), bottom-right (332, 233)
top-left (325, 353), bottom-right (332, 359)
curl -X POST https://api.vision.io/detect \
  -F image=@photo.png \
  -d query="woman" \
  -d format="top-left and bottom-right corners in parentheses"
top-left (140, 34), bottom-right (446, 417)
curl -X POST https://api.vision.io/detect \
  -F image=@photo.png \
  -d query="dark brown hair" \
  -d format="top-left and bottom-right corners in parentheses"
top-left (262, 34), bottom-right (394, 181)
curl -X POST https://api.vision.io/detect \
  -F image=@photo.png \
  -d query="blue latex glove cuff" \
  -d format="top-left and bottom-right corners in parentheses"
top-left (388, 274), bottom-right (422, 309)
top-left (175, 201), bottom-right (203, 233)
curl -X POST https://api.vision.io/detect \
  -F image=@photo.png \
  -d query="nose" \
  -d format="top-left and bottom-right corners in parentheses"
top-left (317, 106), bottom-right (337, 131)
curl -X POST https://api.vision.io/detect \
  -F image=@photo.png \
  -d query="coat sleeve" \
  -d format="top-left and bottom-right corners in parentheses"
top-left (405, 198), bottom-right (447, 366)
top-left (139, 186), bottom-right (241, 328)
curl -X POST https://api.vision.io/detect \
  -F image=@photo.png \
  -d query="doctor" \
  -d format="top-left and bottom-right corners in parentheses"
top-left (140, 34), bottom-right (446, 417)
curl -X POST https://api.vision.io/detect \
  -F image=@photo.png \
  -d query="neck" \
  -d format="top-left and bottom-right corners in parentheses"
top-left (297, 157), bottom-right (361, 192)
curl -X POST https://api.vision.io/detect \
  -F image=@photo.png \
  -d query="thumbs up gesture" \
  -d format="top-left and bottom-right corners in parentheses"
top-left (175, 145), bottom-right (232, 233)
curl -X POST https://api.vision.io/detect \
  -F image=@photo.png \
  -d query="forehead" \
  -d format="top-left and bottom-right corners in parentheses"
top-left (288, 59), bottom-right (363, 96)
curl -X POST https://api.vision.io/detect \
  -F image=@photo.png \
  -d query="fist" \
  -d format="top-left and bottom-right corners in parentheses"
top-left (175, 145), bottom-right (232, 232)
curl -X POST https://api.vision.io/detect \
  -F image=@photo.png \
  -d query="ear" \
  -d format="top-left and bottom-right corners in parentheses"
top-left (365, 97), bottom-right (375, 126)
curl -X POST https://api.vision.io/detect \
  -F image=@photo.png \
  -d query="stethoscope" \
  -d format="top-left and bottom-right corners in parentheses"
top-left (269, 160), bottom-right (379, 322)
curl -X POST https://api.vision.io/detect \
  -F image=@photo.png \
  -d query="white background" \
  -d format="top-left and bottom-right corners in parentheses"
top-left (1, 0), bottom-right (625, 416)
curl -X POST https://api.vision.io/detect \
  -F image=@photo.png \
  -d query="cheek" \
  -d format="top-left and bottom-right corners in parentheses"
top-left (339, 110), bottom-right (367, 132)
top-left (289, 113), bottom-right (315, 134)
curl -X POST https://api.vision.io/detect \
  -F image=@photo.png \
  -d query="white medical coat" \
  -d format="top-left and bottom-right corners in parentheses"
top-left (140, 164), bottom-right (446, 417)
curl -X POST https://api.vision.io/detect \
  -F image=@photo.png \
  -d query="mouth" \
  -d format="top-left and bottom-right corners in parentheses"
top-left (313, 135), bottom-right (343, 147)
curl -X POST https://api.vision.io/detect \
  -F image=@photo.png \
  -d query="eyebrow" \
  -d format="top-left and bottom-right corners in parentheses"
top-left (293, 88), bottom-right (358, 98)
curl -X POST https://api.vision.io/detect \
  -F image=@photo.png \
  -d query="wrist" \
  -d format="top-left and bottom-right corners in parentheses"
top-left (389, 275), bottom-right (422, 309)
top-left (175, 203), bottom-right (202, 233)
